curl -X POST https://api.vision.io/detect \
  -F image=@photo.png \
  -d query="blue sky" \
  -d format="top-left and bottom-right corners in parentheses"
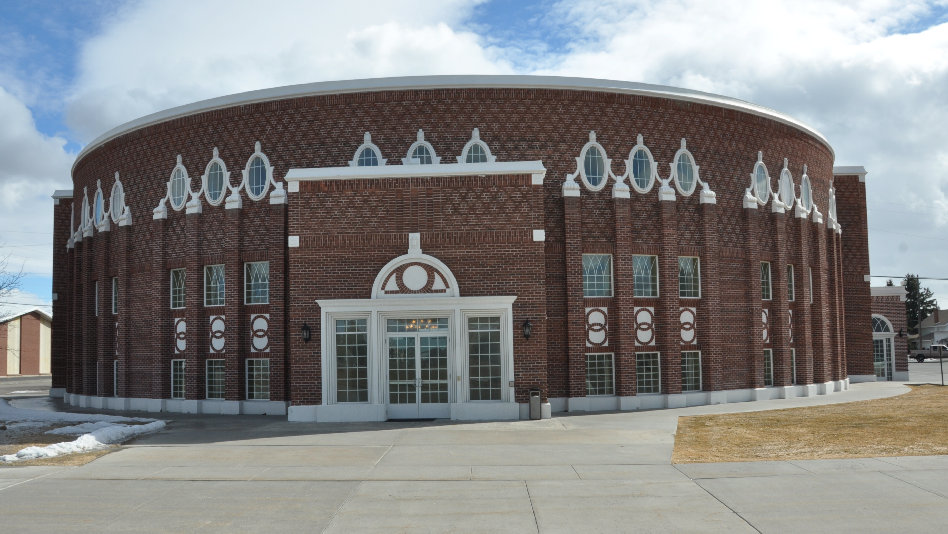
top-left (2, 0), bottom-right (948, 315)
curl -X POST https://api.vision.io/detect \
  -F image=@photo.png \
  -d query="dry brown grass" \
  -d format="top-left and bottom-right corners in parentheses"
top-left (673, 384), bottom-right (948, 463)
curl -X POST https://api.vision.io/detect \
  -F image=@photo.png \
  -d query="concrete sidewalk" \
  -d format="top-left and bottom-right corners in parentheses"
top-left (2, 381), bottom-right (946, 532)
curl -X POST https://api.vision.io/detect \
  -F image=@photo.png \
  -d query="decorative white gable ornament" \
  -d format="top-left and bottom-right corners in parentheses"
top-left (371, 233), bottom-right (460, 298)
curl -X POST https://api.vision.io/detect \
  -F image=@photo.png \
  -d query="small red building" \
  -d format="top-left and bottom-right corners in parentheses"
top-left (1, 308), bottom-right (52, 377)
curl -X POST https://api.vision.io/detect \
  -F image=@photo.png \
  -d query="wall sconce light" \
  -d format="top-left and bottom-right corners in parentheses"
top-left (301, 322), bottom-right (312, 343)
top-left (898, 328), bottom-right (905, 338)
top-left (522, 319), bottom-right (533, 339)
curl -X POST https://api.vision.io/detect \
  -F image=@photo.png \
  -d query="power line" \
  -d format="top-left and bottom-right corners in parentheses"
top-left (870, 275), bottom-right (948, 281)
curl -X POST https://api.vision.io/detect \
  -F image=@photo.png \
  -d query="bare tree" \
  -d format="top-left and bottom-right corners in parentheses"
top-left (0, 251), bottom-right (25, 315)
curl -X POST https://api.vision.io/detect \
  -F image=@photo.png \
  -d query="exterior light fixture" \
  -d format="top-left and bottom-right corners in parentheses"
top-left (522, 319), bottom-right (533, 339)
top-left (301, 323), bottom-right (312, 343)
top-left (898, 328), bottom-right (905, 338)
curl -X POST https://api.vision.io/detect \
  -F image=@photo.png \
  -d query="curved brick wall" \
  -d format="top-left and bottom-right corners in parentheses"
top-left (52, 78), bottom-right (863, 418)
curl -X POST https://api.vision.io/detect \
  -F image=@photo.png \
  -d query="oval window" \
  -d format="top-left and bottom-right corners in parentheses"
top-left (248, 157), bottom-right (267, 197)
top-left (677, 153), bottom-right (695, 194)
top-left (466, 143), bottom-right (487, 163)
top-left (801, 176), bottom-right (812, 211)
top-left (632, 148), bottom-right (651, 190)
top-left (110, 183), bottom-right (124, 222)
top-left (584, 146), bottom-right (605, 187)
top-left (94, 191), bottom-right (104, 225)
top-left (170, 168), bottom-right (187, 209)
top-left (412, 145), bottom-right (432, 164)
top-left (207, 162), bottom-right (224, 203)
top-left (755, 165), bottom-right (769, 203)
top-left (357, 148), bottom-right (379, 167)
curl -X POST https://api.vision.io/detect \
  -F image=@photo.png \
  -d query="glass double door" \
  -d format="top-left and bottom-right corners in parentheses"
top-left (874, 337), bottom-right (893, 381)
top-left (385, 318), bottom-right (451, 419)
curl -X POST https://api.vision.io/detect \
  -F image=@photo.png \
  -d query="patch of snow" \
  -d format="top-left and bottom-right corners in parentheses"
top-left (1, 421), bottom-right (166, 462)
top-left (6, 390), bottom-right (44, 394)
top-left (46, 421), bottom-right (116, 435)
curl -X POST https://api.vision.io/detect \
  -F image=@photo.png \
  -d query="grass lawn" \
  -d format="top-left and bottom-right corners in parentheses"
top-left (673, 384), bottom-right (948, 463)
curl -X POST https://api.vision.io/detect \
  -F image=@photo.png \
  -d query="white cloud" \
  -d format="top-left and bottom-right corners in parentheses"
top-left (0, 86), bottom-right (73, 279)
top-left (65, 0), bottom-right (509, 142)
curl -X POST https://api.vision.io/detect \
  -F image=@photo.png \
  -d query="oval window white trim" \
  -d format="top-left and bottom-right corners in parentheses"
top-left (457, 128), bottom-right (496, 164)
top-left (403, 129), bottom-right (441, 165)
top-left (202, 147), bottom-right (231, 206)
top-left (168, 156), bottom-right (190, 211)
top-left (671, 139), bottom-right (698, 196)
top-left (576, 131), bottom-right (610, 192)
top-left (627, 134), bottom-right (656, 194)
top-left (242, 141), bottom-right (274, 201)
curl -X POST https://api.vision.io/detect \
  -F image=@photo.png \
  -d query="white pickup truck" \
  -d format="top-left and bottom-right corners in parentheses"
top-left (912, 344), bottom-right (948, 363)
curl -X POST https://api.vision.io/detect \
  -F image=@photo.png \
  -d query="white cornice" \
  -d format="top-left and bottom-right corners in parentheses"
top-left (73, 75), bottom-right (834, 174)
top-left (51, 189), bottom-right (74, 199)
top-left (285, 160), bottom-right (546, 183)
top-left (833, 166), bottom-right (868, 178)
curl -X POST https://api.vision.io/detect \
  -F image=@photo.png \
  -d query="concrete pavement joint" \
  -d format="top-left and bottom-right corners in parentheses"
top-left (678, 464), bottom-right (762, 534)
top-left (880, 469), bottom-right (948, 500)
top-left (523, 480), bottom-right (541, 533)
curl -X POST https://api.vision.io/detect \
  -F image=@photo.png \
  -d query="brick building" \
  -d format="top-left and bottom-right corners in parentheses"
top-left (869, 285), bottom-right (908, 381)
top-left (50, 76), bottom-right (875, 421)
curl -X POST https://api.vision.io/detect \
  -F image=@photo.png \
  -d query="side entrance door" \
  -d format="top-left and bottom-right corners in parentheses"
top-left (385, 318), bottom-right (451, 419)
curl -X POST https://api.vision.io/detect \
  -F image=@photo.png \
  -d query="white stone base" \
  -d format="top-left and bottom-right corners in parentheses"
top-left (848, 374), bottom-right (877, 383)
top-left (48, 388), bottom-right (65, 398)
top-left (453, 401), bottom-right (520, 421)
top-left (288, 401), bottom-right (525, 423)
top-left (64, 394), bottom-right (286, 417)
top-left (549, 381), bottom-right (851, 414)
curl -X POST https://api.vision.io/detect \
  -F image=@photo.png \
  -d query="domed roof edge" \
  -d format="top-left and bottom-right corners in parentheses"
top-left (72, 75), bottom-right (834, 174)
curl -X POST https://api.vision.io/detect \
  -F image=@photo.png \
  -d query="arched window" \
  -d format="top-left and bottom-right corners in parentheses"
top-left (412, 145), bottom-right (432, 164)
top-left (358, 148), bottom-right (379, 167)
top-left (457, 128), bottom-right (496, 164)
top-left (671, 139), bottom-right (699, 196)
top-left (349, 132), bottom-right (386, 168)
top-left (872, 316), bottom-right (892, 333)
top-left (627, 134), bottom-right (656, 193)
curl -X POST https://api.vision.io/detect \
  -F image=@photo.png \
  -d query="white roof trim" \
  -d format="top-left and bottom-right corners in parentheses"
top-left (51, 190), bottom-right (74, 199)
top-left (285, 160), bottom-right (546, 183)
top-left (73, 75), bottom-right (833, 173)
top-left (0, 307), bottom-right (53, 324)
top-left (833, 166), bottom-right (867, 176)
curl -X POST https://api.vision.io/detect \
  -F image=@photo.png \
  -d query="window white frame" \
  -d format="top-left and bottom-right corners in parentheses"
top-left (582, 254), bottom-right (613, 297)
top-left (402, 129), bottom-right (441, 165)
top-left (575, 131), bottom-right (611, 192)
top-left (800, 172), bottom-right (813, 213)
top-left (206, 359), bottom-right (225, 400)
top-left (334, 318), bottom-right (370, 403)
top-left (318, 296), bottom-right (516, 406)
top-left (244, 261), bottom-right (269, 305)
top-left (787, 264), bottom-right (795, 301)
top-left (760, 262), bottom-right (772, 301)
top-left (585, 353), bottom-right (615, 396)
top-left (168, 156), bottom-right (191, 211)
top-left (246, 358), bottom-right (270, 400)
top-left (466, 315), bottom-right (504, 401)
top-left (242, 141), bottom-right (275, 201)
top-left (626, 134), bottom-right (657, 193)
top-left (201, 147), bottom-right (231, 206)
top-left (670, 139), bottom-right (699, 196)
top-left (94, 280), bottom-right (99, 316)
top-left (635, 351), bottom-right (661, 394)
top-left (681, 350), bottom-right (701, 392)
top-left (171, 359), bottom-right (185, 399)
top-left (778, 164), bottom-right (795, 207)
top-left (633, 255), bottom-right (659, 298)
top-left (349, 132), bottom-right (387, 167)
top-left (111, 277), bottom-right (118, 315)
top-left (752, 158), bottom-right (770, 205)
top-left (790, 348), bottom-right (797, 385)
top-left (457, 128), bottom-right (496, 164)
top-left (204, 264), bottom-right (225, 307)
top-left (170, 268), bottom-right (186, 309)
top-left (678, 256), bottom-right (700, 299)
top-left (109, 176), bottom-right (126, 224)
top-left (113, 360), bottom-right (118, 397)
top-left (94, 188), bottom-right (105, 226)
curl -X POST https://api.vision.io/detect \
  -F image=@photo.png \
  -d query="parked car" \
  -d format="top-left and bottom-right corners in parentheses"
top-left (912, 344), bottom-right (948, 362)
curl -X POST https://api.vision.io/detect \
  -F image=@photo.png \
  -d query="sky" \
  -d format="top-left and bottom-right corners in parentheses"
top-left (2, 0), bottom-right (948, 316)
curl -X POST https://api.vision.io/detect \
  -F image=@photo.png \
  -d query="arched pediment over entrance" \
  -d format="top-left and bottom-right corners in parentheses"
top-left (371, 233), bottom-right (460, 298)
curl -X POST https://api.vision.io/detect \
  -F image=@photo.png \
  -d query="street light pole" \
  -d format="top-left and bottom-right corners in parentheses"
top-left (940, 344), bottom-right (944, 386)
